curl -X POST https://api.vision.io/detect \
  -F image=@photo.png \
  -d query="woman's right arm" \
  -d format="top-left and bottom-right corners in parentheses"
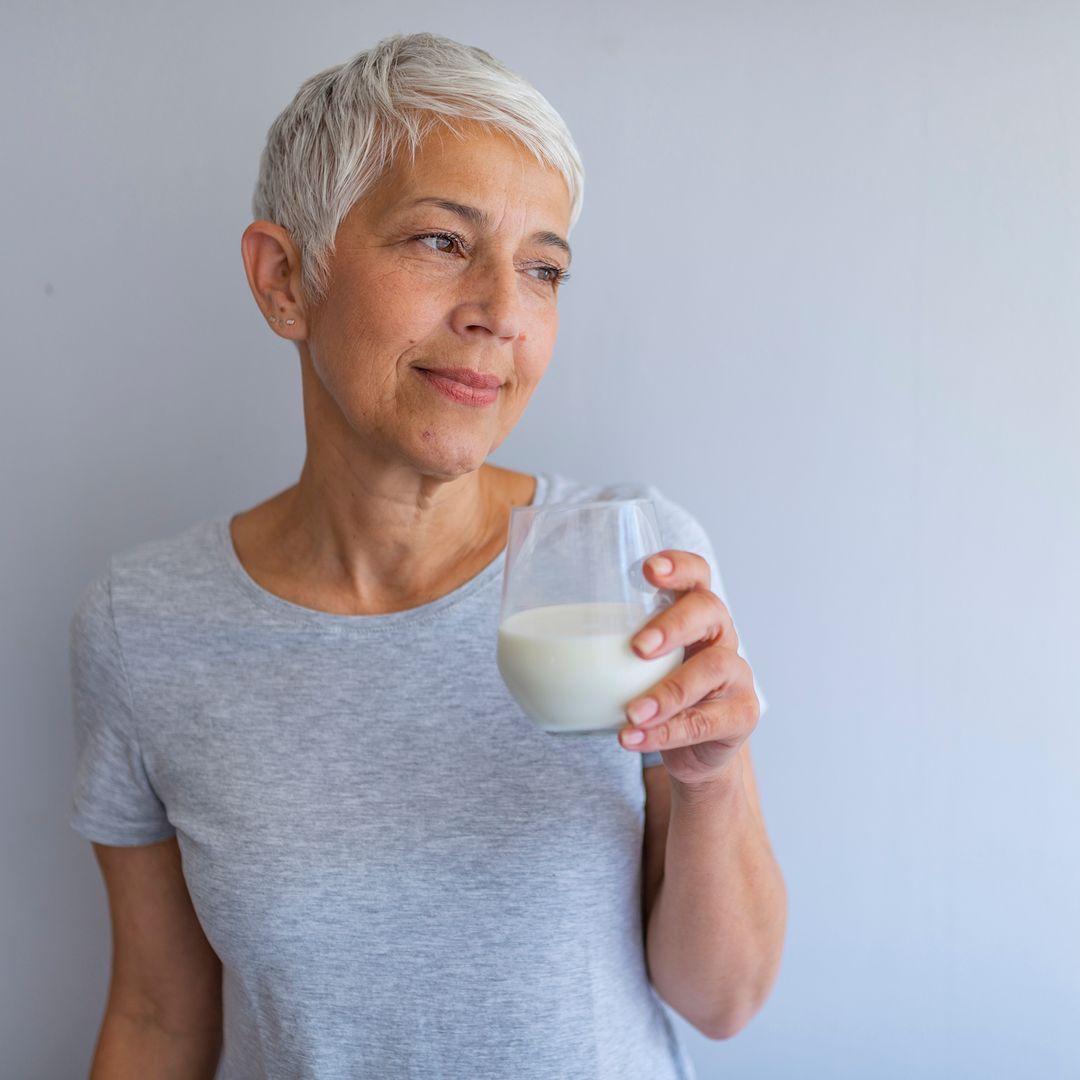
top-left (89, 837), bottom-right (222, 1079)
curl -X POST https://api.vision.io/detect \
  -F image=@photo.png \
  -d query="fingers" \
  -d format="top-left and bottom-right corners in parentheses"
top-left (631, 582), bottom-right (737, 660)
top-left (620, 695), bottom-right (759, 754)
top-left (642, 549), bottom-right (711, 593)
top-left (625, 644), bottom-right (744, 728)
top-left (620, 548), bottom-right (758, 757)
top-left (621, 662), bottom-right (760, 754)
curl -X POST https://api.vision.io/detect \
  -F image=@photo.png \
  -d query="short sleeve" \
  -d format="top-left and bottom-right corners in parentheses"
top-left (639, 489), bottom-right (769, 769)
top-left (67, 567), bottom-right (175, 846)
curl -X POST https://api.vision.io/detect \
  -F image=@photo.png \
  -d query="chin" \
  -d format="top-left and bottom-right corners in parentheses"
top-left (408, 427), bottom-right (492, 479)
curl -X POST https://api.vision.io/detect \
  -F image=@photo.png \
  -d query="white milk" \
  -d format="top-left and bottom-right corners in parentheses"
top-left (497, 602), bottom-right (684, 734)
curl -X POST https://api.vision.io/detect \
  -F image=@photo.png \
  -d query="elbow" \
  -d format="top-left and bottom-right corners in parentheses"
top-left (658, 984), bottom-right (761, 1042)
top-left (698, 1001), bottom-right (759, 1042)
top-left (701, 957), bottom-right (787, 1040)
top-left (656, 946), bottom-right (786, 1042)
top-left (702, 890), bottom-right (788, 1040)
top-left (697, 965), bottom-right (783, 1041)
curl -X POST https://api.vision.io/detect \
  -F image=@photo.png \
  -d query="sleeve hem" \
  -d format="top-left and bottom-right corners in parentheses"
top-left (68, 809), bottom-right (176, 847)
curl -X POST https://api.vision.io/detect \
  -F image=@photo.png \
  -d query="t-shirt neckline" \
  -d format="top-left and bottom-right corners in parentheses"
top-left (214, 472), bottom-right (551, 630)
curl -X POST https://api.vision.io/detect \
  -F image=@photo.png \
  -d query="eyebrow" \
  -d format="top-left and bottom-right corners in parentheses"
top-left (405, 196), bottom-right (572, 263)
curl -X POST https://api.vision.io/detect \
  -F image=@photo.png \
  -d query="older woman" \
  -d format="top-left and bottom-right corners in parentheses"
top-left (69, 32), bottom-right (786, 1080)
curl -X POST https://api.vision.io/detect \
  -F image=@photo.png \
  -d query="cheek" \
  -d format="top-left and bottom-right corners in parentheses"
top-left (515, 313), bottom-right (559, 382)
top-left (516, 349), bottom-right (551, 386)
top-left (337, 270), bottom-right (444, 348)
top-left (312, 271), bottom-right (445, 393)
top-left (507, 347), bottom-right (554, 408)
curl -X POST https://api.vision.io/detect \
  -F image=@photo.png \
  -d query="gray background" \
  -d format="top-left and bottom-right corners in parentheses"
top-left (3, 1), bottom-right (1078, 1077)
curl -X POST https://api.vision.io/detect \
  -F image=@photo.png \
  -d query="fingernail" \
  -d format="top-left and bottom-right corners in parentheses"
top-left (648, 556), bottom-right (674, 576)
top-left (622, 728), bottom-right (645, 745)
top-left (633, 628), bottom-right (663, 655)
top-left (627, 697), bottom-right (659, 725)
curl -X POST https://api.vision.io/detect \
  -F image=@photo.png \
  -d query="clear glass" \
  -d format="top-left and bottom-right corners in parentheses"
top-left (496, 499), bottom-right (685, 735)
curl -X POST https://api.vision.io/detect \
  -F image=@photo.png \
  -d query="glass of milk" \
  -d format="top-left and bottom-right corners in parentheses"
top-left (496, 499), bottom-right (685, 735)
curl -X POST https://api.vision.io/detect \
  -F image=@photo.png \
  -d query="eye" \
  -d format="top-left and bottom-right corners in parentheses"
top-left (528, 264), bottom-right (571, 286)
top-left (415, 231), bottom-right (466, 255)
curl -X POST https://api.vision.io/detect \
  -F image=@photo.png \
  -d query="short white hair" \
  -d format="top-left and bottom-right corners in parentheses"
top-left (252, 32), bottom-right (585, 305)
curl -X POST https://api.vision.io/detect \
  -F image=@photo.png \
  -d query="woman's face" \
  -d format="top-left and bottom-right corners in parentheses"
top-left (301, 122), bottom-right (573, 479)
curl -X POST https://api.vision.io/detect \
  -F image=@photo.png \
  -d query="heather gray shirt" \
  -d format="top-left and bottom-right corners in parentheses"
top-left (69, 472), bottom-right (767, 1080)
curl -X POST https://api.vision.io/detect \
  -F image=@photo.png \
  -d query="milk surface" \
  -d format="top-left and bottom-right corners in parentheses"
top-left (497, 602), bottom-right (684, 734)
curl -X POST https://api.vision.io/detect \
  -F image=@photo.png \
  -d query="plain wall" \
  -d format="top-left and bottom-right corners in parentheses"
top-left (3, 2), bottom-right (1078, 1077)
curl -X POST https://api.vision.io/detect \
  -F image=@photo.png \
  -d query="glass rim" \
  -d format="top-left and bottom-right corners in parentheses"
top-left (509, 496), bottom-right (654, 517)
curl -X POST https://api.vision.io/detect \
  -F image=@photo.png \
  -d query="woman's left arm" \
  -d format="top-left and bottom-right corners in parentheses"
top-left (623, 550), bottom-right (788, 1040)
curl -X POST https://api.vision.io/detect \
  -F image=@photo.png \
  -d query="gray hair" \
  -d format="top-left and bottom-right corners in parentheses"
top-left (252, 32), bottom-right (585, 305)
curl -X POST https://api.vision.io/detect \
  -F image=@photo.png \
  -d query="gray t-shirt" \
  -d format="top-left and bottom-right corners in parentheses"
top-left (68, 472), bottom-right (767, 1080)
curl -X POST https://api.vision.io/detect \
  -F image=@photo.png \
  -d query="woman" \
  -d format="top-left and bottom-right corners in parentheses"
top-left (69, 32), bottom-right (786, 1079)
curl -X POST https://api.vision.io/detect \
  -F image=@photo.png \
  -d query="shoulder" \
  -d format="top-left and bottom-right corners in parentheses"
top-left (72, 518), bottom-right (226, 634)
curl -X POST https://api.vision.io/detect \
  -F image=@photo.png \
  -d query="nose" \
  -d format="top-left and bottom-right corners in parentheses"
top-left (450, 259), bottom-right (523, 342)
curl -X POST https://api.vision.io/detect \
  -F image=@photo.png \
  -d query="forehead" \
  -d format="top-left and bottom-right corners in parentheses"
top-left (365, 122), bottom-right (572, 230)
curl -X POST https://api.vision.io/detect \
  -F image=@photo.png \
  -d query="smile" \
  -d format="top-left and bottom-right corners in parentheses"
top-left (414, 368), bottom-right (502, 408)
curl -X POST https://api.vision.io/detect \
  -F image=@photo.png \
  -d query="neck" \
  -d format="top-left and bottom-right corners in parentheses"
top-left (281, 454), bottom-right (506, 604)
top-left (229, 352), bottom-right (537, 615)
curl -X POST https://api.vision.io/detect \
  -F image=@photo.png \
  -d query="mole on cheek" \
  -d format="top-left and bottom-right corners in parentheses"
top-left (421, 429), bottom-right (434, 442)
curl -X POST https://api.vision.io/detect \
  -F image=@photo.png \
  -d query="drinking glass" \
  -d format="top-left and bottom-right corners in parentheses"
top-left (497, 499), bottom-right (685, 735)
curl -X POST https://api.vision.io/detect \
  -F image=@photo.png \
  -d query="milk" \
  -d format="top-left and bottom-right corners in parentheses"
top-left (497, 602), bottom-right (684, 734)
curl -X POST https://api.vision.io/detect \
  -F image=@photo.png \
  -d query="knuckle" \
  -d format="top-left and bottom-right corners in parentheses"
top-left (690, 593), bottom-right (720, 641)
top-left (711, 594), bottom-right (731, 626)
top-left (732, 653), bottom-right (753, 685)
top-left (747, 708), bottom-right (760, 736)
top-left (690, 591), bottom-right (714, 626)
top-left (745, 688), bottom-right (762, 728)
top-left (705, 594), bottom-right (733, 642)
top-left (662, 677), bottom-right (690, 712)
top-left (731, 682), bottom-right (760, 735)
top-left (680, 706), bottom-right (714, 742)
top-left (666, 604), bottom-right (692, 640)
top-left (691, 551), bottom-right (711, 586)
top-left (704, 647), bottom-right (732, 682)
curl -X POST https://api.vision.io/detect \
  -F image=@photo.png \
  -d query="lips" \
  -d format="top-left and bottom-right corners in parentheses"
top-left (414, 367), bottom-right (503, 408)
top-left (416, 367), bottom-right (503, 389)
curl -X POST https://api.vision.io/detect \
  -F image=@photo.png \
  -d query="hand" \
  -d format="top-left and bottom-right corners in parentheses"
top-left (620, 550), bottom-right (761, 789)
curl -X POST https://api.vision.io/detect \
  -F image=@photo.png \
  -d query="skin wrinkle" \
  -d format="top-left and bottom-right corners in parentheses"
top-left (235, 121), bottom-right (570, 615)
top-left (404, 197), bottom-right (572, 262)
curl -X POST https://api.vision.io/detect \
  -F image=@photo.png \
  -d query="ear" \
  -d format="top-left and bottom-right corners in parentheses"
top-left (240, 221), bottom-right (309, 339)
